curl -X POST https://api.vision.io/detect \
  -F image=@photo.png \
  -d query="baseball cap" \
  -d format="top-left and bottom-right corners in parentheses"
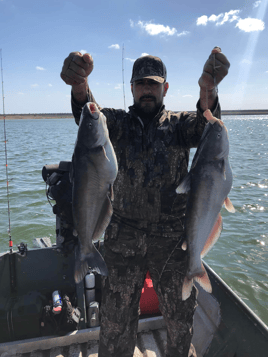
top-left (130, 55), bottom-right (167, 84)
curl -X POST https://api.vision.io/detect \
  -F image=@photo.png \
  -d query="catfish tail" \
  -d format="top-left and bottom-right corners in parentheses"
top-left (74, 244), bottom-right (108, 284)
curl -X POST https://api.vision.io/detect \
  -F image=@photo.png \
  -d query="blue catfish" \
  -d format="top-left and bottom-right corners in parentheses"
top-left (176, 109), bottom-right (235, 300)
top-left (71, 102), bottom-right (118, 283)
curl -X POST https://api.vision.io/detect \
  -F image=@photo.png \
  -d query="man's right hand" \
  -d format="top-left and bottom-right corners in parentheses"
top-left (61, 52), bottom-right (93, 86)
top-left (60, 52), bottom-right (93, 103)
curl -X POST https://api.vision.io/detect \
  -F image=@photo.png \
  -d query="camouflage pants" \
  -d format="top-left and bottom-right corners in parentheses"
top-left (98, 221), bottom-right (197, 357)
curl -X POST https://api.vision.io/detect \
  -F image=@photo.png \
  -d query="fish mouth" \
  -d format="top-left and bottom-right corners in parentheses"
top-left (83, 103), bottom-right (99, 120)
top-left (203, 110), bottom-right (223, 132)
top-left (212, 121), bottom-right (223, 132)
top-left (90, 103), bottom-right (97, 113)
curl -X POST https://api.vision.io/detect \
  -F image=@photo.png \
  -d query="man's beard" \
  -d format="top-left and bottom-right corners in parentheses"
top-left (133, 95), bottom-right (163, 120)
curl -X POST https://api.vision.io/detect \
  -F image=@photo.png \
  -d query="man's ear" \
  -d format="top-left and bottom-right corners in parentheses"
top-left (131, 84), bottom-right (133, 96)
top-left (164, 82), bottom-right (169, 97)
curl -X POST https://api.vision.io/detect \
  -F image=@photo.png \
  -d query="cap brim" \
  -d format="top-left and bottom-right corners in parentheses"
top-left (131, 75), bottom-right (165, 84)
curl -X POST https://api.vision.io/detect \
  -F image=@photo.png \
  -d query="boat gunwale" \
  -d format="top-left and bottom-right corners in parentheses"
top-left (0, 316), bottom-right (165, 354)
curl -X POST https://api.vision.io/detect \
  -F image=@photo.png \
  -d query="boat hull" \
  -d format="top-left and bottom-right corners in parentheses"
top-left (0, 246), bottom-right (267, 356)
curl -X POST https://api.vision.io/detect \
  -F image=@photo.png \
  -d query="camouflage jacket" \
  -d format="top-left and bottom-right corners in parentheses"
top-left (72, 93), bottom-right (221, 236)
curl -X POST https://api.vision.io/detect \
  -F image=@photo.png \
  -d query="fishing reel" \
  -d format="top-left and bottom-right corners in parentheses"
top-left (17, 242), bottom-right (28, 257)
top-left (42, 161), bottom-right (77, 250)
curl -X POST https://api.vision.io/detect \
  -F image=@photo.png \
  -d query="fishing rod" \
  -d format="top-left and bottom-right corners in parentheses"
top-left (1, 48), bottom-right (13, 253)
top-left (122, 44), bottom-right (126, 111)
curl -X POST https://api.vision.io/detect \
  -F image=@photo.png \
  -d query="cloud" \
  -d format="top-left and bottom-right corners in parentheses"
top-left (196, 15), bottom-right (208, 26)
top-left (197, 10), bottom-right (240, 26)
top-left (141, 21), bottom-right (177, 36)
top-left (125, 57), bottom-right (135, 62)
top-left (236, 18), bottom-right (265, 32)
top-left (196, 9), bottom-right (265, 33)
top-left (141, 53), bottom-right (149, 57)
top-left (136, 20), bottom-right (177, 36)
top-left (31, 84), bottom-right (39, 87)
top-left (241, 59), bottom-right (252, 65)
top-left (108, 44), bottom-right (120, 50)
top-left (48, 84), bottom-right (52, 87)
top-left (182, 95), bottom-right (193, 98)
top-left (208, 14), bottom-right (223, 23)
top-left (253, 1), bottom-right (261, 8)
top-left (130, 19), bottom-right (189, 38)
top-left (36, 66), bottom-right (45, 71)
top-left (80, 49), bottom-right (87, 55)
top-left (177, 30), bottom-right (190, 37)
top-left (217, 10), bottom-right (240, 25)
top-left (115, 84), bottom-right (122, 90)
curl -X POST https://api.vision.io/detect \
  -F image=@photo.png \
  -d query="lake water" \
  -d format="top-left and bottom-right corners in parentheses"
top-left (0, 115), bottom-right (267, 325)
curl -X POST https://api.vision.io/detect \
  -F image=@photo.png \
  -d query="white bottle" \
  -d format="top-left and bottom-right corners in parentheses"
top-left (88, 301), bottom-right (99, 327)
top-left (85, 273), bottom-right (95, 306)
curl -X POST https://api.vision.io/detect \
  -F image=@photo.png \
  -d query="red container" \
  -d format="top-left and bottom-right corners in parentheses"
top-left (140, 272), bottom-right (160, 315)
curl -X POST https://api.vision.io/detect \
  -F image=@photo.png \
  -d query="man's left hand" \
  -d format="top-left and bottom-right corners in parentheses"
top-left (198, 47), bottom-right (230, 90)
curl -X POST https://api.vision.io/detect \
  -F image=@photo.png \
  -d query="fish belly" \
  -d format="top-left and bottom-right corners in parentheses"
top-left (72, 156), bottom-right (101, 253)
top-left (185, 169), bottom-right (225, 278)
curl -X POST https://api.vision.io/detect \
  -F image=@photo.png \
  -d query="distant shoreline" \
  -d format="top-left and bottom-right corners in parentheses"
top-left (190, 109), bottom-right (268, 116)
top-left (222, 109), bottom-right (268, 116)
top-left (0, 113), bottom-right (74, 120)
top-left (1, 109), bottom-right (268, 120)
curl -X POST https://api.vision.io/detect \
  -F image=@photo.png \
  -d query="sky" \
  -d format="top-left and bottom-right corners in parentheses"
top-left (0, 0), bottom-right (267, 113)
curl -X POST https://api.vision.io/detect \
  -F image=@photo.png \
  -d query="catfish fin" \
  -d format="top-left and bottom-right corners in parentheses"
top-left (176, 173), bottom-right (191, 194)
top-left (182, 241), bottom-right (187, 251)
top-left (182, 276), bottom-right (194, 301)
top-left (74, 244), bottom-right (108, 284)
top-left (102, 146), bottom-right (110, 162)
top-left (69, 155), bottom-right (75, 183)
top-left (216, 158), bottom-right (226, 179)
top-left (92, 195), bottom-right (113, 242)
top-left (223, 161), bottom-right (226, 180)
top-left (224, 197), bottom-right (235, 213)
top-left (194, 263), bottom-right (212, 293)
top-left (110, 184), bottom-right (114, 201)
top-left (201, 214), bottom-right (222, 258)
